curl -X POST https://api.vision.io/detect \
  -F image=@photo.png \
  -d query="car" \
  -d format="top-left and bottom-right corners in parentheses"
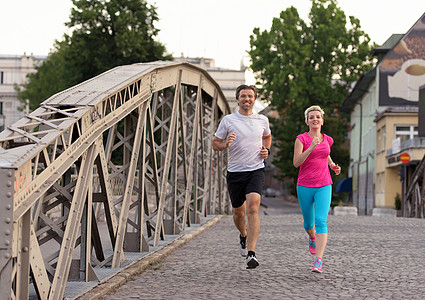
top-left (264, 188), bottom-right (277, 197)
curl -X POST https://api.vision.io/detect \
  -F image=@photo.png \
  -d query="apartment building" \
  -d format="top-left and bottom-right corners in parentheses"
top-left (342, 13), bottom-right (425, 215)
top-left (0, 53), bottom-right (46, 131)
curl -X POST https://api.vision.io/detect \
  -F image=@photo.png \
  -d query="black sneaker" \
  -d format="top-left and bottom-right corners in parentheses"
top-left (239, 235), bottom-right (247, 257)
top-left (246, 254), bottom-right (259, 269)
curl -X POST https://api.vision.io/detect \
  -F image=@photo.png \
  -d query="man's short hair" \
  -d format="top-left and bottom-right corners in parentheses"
top-left (236, 85), bottom-right (257, 100)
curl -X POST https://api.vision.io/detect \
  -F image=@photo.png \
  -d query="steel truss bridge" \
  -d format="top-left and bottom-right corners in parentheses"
top-left (0, 61), bottom-right (231, 299)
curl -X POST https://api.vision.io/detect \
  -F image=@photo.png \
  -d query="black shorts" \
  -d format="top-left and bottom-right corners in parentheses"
top-left (226, 168), bottom-right (265, 208)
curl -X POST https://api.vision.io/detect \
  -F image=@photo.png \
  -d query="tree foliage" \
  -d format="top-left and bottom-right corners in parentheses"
top-left (248, 0), bottom-right (375, 194)
top-left (19, 0), bottom-right (171, 111)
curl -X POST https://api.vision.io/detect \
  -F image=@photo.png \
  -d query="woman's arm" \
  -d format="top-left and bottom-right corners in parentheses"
top-left (293, 137), bottom-right (319, 168)
top-left (328, 155), bottom-right (341, 175)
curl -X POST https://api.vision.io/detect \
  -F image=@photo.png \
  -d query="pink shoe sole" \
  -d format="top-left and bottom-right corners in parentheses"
top-left (312, 258), bottom-right (322, 273)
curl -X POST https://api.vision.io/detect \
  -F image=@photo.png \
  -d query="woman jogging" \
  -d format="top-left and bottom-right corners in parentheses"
top-left (293, 105), bottom-right (341, 273)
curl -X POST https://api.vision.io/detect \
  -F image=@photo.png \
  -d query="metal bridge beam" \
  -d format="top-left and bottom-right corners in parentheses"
top-left (0, 61), bottom-right (231, 299)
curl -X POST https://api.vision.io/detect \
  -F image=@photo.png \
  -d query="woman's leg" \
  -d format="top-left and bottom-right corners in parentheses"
top-left (314, 185), bottom-right (332, 258)
top-left (296, 185), bottom-right (315, 236)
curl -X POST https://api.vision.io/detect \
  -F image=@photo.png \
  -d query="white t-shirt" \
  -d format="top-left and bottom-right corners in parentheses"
top-left (214, 111), bottom-right (271, 172)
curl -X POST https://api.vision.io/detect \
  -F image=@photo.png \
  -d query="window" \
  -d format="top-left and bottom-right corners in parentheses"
top-left (395, 125), bottom-right (418, 143)
top-left (377, 128), bottom-right (381, 152)
top-left (0, 71), bottom-right (3, 84)
top-left (376, 172), bottom-right (385, 194)
top-left (382, 126), bottom-right (386, 152)
top-left (0, 102), bottom-right (3, 132)
top-left (377, 126), bottom-right (386, 153)
top-left (380, 172), bottom-right (385, 193)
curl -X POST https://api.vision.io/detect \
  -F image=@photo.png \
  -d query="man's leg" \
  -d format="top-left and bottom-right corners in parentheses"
top-left (233, 202), bottom-right (247, 237)
top-left (245, 192), bottom-right (261, 252)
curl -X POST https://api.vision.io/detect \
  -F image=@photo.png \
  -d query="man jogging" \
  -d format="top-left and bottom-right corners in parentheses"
top-left (212, 84), bottom-right (271, 268)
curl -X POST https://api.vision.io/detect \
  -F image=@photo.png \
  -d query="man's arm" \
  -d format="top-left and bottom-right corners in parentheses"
top-left (260, 134), bottom-right (272, 159)
top-left (262, 134), bottom-right (272, 149)
top-left (212, 133), bottom-right (236, 151)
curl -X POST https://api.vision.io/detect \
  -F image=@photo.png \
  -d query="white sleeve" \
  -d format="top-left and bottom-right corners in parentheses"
top-left (263, 117), bottom-right (271, 136)
top-left (214, 117), bottom-right (228, 140)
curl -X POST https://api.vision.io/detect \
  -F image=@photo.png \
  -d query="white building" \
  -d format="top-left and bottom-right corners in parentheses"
top-left (173, 55), bottom-right (246, 112)
top-left (0, 53), bottom-right (251, 132)
top-left (0, 53), bottom-right (46, 131)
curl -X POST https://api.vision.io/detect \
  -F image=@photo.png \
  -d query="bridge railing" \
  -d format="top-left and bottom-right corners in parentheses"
top-left (403, 154), bottom-right (425, 218)
top-left (0, 61), bottom-right (231, 299)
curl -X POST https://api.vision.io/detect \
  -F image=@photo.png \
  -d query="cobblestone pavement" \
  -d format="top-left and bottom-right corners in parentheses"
top-left (100, 212), bottom-right (425, 300)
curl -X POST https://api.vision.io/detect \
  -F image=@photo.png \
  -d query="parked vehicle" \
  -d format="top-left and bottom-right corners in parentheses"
top-left (264, 188), bottom-right (277, 197)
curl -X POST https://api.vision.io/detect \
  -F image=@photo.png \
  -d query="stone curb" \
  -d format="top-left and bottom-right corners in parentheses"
top-left (333, 206), bottom-right (358, 216)
top-left (75, 214), bottom-right (225, 300)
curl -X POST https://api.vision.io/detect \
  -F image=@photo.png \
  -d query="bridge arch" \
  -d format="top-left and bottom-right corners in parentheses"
top-left (0, 61), bottom-right (231, 299)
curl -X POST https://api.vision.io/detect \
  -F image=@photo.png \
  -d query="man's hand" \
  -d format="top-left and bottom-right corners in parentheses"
top-left (260, 146), bottom-right (269, 159)
top-left (226, 132), bottom-right (236, 148)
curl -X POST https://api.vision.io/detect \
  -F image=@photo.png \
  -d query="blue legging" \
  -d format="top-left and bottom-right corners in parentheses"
top-left (296, 185), bottom-right (332, 234)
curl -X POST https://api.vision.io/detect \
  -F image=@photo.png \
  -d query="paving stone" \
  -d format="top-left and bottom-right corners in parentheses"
top-left (96, 212), bottom-right (425, 300)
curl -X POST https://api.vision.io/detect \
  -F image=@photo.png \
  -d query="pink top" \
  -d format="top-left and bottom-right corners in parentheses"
top-left (296, 132), bottom-right (333, 187)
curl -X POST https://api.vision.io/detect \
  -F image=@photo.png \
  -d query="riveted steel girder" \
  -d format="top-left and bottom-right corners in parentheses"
top-left (0, 61), bottom-right (230, 299)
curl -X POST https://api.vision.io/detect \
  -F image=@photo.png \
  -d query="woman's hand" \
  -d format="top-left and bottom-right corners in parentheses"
top-left (330, 163), bottom-right (341, 175)
top-left (309, 136), bottom-right (320, 150)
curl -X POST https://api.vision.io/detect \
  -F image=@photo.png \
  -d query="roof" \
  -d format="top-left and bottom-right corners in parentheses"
top-left (342, 14), bottom-right (425, 114)
top-left (341, 67), bottom-right (376, 113)
top-left (370, 34), bottom-right (404, 57)
top-left (341, 33), bottom-right (409, 114)
top-left (374, 106), bottom-right (419, 122)
top-left (0, 54), bottom-right (47, 60)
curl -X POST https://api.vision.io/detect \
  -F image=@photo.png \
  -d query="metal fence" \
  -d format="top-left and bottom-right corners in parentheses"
top-left (0, 61), bottom-right (231, 299)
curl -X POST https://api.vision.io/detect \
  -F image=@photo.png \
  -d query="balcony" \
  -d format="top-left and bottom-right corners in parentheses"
top-left (387, 137), bottom-right (425, 166)
top-left (387, 137), bottom-right (425, 156)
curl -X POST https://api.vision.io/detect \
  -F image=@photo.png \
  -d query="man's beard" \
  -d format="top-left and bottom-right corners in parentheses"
top-left (239, 103), bottom-right (252, 112)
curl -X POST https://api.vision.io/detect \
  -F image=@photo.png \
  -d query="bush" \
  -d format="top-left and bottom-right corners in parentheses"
top-left (395, 193), bottom-right (401, 210)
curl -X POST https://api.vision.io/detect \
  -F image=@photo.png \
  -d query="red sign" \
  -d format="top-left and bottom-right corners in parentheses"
top-left (400, 153), bottom-right (411, 164)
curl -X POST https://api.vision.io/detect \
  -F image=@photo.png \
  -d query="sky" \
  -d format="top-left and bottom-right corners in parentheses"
top-left (1, 0), bottom-right (424, 72)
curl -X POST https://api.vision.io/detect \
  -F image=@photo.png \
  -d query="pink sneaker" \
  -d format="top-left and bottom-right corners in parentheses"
top-left (309, 237), bottom-right (316, 255)
top-left (312, 257), bottom-right (322, 273)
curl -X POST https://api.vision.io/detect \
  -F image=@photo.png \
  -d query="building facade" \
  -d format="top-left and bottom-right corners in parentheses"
top-left (342, 13), bottom-right (425, 215)
top-left (0, 54), bottom-right (247, 133)
top-left (173, 56), bottom-right (246, 112)
top-left (375, 107), bottom-right (423, 209)
top-left (0, 53), bottom-right (46, 131)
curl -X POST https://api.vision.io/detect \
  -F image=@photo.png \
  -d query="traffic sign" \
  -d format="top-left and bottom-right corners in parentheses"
top-left (400, 152), bottom-right (410, 164)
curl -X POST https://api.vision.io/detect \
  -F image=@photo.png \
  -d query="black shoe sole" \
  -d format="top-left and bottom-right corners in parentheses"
top-left (247, 259), bottom-right (259, 269)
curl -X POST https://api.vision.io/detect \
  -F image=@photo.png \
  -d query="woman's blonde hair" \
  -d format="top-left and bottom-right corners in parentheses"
top-left (304, 105), bottom-right (325, 122)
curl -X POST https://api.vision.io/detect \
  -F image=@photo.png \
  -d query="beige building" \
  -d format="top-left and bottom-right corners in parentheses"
top-left (0, 53), bottom-right (46, 131)
top-left (375, 107), bottom-right (424, 209)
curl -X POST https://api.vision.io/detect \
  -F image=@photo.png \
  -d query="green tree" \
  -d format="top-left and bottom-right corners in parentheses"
top-left (248, 0), bottom-right (374, 194)
top-left (18, 0), bottom-right (171, 111)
